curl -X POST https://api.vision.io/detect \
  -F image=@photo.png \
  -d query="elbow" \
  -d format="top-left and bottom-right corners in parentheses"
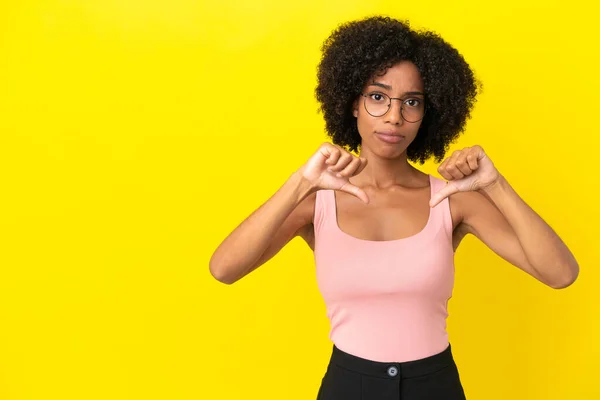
top-left (209, 265), bottom-right (235, 285)
top-left (209, 268), bottom-right (234, 285)
top-left (209, 257), bottom-right (236, 285)
top-left (548, 263), bottom-right (580, 289)
top-left (549, 279), bottom-right (576, 290)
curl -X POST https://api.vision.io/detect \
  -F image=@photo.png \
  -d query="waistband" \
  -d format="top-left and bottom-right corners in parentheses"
top-left (329, 343), bottom-right (456, 379)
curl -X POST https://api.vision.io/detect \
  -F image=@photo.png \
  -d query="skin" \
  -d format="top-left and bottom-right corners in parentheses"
top-left (297, 61), bottom-right (578, 288)
top-left (210, 61), bottom-right (578, 289)
top-left (299, 61), bottom-right (462, 248)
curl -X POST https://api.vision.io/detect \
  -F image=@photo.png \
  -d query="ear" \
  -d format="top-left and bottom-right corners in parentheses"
top-left (352, 98), bottom-right (359, 118)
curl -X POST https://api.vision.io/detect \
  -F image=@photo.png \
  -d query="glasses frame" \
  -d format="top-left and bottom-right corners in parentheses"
top-left (360, 92), bottom-right (427, 123)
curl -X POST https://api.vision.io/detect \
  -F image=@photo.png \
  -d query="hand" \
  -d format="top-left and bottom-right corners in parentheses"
top-left (299, 142), bottom-right (369, 203)
top-left (429, 145), bottom-right (501, 208)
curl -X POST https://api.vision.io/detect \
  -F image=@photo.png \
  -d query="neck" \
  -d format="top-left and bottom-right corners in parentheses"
top-left (354, 148), bottom-right (423, 189)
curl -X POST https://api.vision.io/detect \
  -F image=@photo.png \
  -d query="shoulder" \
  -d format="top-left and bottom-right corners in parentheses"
top-left (428, 174), bottom-right (445, 187)
top-left (447, 189), bottom-right (497, 234)
top-left (295, 191), bottom-right (318, 247)
top-left (428, 175), bottom-right (469, 231)
top-left (295, 189), bottom-right (317, 223)
top-left (300, 190), bottom-right (318, 215)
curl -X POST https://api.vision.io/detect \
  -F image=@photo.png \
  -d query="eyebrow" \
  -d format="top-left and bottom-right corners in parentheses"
top-left (368, 82), bottom-right (424, 96)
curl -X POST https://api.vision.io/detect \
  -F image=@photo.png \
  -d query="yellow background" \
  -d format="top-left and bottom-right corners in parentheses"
top-left (1, 0), bottom-right (598, 399)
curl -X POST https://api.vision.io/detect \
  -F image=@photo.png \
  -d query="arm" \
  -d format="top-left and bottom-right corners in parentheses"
top-left (456, 175), bottom-right (579, 289)
top-left (209, 171), bottom-right (315, 285)
top-left (209, 142), bottom-right (369, 285)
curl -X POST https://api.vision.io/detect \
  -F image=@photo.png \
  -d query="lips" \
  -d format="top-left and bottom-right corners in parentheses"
top-left (375, 132), bottom-right (405, 144)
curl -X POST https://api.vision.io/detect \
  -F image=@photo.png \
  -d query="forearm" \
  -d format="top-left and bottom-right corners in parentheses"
top-left (480, 175), bottom-right (579, 287)
top-left (209, 171), bottom-right (314, 283)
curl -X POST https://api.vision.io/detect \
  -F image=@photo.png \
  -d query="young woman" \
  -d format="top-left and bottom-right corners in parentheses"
top-left (209, 16), bottom-right (579, 400)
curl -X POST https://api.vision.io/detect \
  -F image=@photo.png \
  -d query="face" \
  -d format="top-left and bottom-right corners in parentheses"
top-left (352, 61), bottom-right (425, 159)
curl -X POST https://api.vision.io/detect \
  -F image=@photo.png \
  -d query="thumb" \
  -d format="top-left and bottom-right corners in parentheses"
top-left (339, 183), bottom-right (370, 204)
top-left (429, 181), bottom-right (458, 208)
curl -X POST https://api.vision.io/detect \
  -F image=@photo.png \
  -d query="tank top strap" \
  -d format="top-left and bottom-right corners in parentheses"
top-left (428, 175), bottom-right (454, 242)
top-left (313, 176), bottom-right (453, 242)
top-left (313, 189), bottom-right (335, 235)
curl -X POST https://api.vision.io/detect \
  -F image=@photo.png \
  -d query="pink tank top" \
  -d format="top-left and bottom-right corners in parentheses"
top-left (313, 174), bottom-right (455, 362)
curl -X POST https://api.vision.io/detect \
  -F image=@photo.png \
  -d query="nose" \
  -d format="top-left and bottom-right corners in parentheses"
top-left (384, 99), bottom-right (404, 125)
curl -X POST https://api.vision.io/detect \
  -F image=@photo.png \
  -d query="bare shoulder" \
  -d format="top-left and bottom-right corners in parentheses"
top-left (447, 191), bottom-right (481, 251)
top-left (295, 191), bottom-right (317, 249)
top-left (448, 189), bottom-right (498, 234)
top-left (296, 190), bottom-right (317, 222)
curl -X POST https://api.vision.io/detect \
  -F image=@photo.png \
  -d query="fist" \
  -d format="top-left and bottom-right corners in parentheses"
top-left (299, 143), bottom-right (369, 203)
top-left (429, 145), bottom-right (500, 208)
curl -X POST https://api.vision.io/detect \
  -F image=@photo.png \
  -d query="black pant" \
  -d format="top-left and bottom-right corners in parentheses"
top-left (316, 343), bottom-right (466, 400)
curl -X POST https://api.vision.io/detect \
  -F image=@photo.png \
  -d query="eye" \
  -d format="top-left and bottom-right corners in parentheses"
top-left (404, 98), bottom-right (422, 107)
top-left (368, 92), bottom-right (387, 102)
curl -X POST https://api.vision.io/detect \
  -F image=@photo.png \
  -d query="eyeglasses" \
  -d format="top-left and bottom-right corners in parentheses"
top-left (360, 92), bottom-right (426, 122)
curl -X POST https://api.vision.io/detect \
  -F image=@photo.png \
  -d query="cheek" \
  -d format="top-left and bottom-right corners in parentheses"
top-left (411, 123), bottom-right (424, 137)
top-left (356, 112), bottom-right (376, 129)
top-left (356, 117), bottom-right (373, 138)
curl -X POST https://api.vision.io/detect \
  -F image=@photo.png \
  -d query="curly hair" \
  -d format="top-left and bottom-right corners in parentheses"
top-left (315, 16), bottom-right (481, 164)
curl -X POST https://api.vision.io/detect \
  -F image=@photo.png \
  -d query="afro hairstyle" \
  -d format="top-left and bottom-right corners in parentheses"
top-left (315, 16), bottom-right (482, 164)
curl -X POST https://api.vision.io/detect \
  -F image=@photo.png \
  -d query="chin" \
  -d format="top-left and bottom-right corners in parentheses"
top-left (375, 144), bottom-right (408, 160)
top-left (359, 135), bottom-right (414, 159)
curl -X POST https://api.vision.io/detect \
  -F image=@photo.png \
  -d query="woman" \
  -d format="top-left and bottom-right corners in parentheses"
top-left (209, 16), bottom-right (579, 400)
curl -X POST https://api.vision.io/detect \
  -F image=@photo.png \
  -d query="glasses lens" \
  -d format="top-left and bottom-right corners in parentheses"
top-left (364, 92), bottom-right (390, 117)
top-left (401, 99), bottom-right (425, 122)
top-left (364, 93), bottom-right (426, 122)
